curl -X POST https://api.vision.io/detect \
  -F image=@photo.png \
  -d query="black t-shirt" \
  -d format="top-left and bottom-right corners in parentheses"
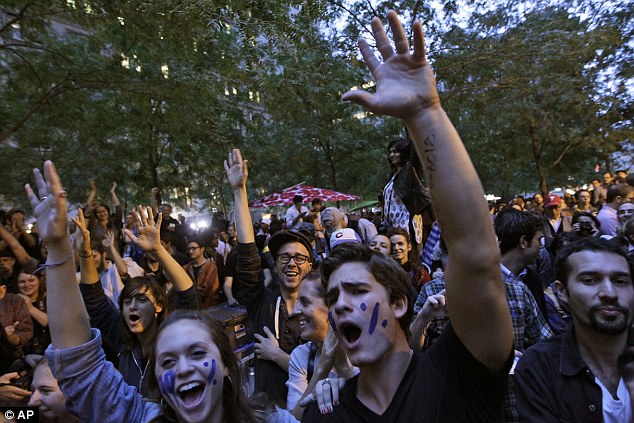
top-left (302, 324), bottom-right (511, 422)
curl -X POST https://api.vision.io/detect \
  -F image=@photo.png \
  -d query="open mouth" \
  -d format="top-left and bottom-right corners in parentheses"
top-left (128, 313), bottom-right (140, 325)
top-left (177, 381), bottom-right (205, 406)
top-left (341, 323), bottom-right (362, 344)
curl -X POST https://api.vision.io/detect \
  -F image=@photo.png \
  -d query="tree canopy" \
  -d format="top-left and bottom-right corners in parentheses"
top-left (1, 0), bottom-right (631, 211)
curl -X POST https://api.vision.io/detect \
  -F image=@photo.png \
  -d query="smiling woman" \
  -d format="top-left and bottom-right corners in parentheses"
top-left (146, 310), bottom-right (258, 423)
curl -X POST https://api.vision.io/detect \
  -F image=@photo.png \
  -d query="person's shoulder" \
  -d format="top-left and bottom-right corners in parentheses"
top-left (516, 333), bottom-right (563, 370)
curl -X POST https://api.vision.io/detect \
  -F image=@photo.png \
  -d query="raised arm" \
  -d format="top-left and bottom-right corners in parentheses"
top-left (123, 207), bottom-right (193, 292)
top-left (71, 209), bottom-right (100, 285)
top-left (342, 11), bottom-right (511, 371)
top-left (102, 231), bottom-right (128, 277)
top-left (224, 149), bottom-right (255, 244)
top-left (0, 225), bottom-right (35, 266)
top-left (110, 182), bottom-right (121, 207)
top-left (25, 161), bottom-right (91, 348)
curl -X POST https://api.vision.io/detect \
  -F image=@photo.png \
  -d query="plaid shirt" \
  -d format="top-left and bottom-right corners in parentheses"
top-left (414, 266), bottom-right (553, 422)
top-left (0, 293), bottom-right (33, 347)
top-left (421, 221), bottom-right (441, 267)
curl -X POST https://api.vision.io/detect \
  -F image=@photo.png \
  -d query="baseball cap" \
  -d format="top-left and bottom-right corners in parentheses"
top-left (269, 231), bottom-right (313, 261)
top-left (544, 194), bottom-right (562, 208)
top-left (330, 228), bottom-right (361, 250)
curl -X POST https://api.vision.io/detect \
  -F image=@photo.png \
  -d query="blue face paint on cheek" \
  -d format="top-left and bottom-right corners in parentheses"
top-left (381, 320), bottom-right (388, 328)
top-left (360, 303), bottom-right (367, 311)
top-left (207, 359), bottom-right (217, 385)
top-left (159, 370), bottom-right (175, 395)
top-left (368, 302), bottom-right (380, 335)
top-left (204, 362), bottom-right (209, 367)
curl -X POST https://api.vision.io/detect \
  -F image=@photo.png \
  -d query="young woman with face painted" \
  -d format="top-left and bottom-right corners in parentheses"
top-left (72, 205), bottom-right (199, 396)
top-left (286, 272), bottom-right (356, 418)
top-left (26, 162), bottom-right (299, 423)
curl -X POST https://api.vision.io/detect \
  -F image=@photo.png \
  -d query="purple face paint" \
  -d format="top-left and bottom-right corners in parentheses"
top-left (368, 302), bottom-right (380, 335)
top-left (381, 320), bottom-right (388, 328)
top-left (159, 370), bottom-right (175, 395)
top-left (204, 361), bottom-right (209, 367)
top-left (360, 303), bottom-right (367, 311)
top-left (207, 359), bottom-right (217, 384)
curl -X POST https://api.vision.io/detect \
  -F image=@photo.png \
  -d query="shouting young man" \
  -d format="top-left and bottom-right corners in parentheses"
top-left (301, 10), bottom-right (514, 422)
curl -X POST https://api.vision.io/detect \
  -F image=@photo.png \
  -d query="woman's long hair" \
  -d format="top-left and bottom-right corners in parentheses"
top-left (118, 276), bottom-right (168, 352)
top-left (386, 227), bottom-right (421, 270)
top-left (387, 138), bottom-right (423, 176)
top-left (146, 310), bottom-right (263, 423)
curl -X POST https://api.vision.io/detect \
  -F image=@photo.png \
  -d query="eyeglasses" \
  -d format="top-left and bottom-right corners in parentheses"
top-left (277, 253), bottom-right (310, 265)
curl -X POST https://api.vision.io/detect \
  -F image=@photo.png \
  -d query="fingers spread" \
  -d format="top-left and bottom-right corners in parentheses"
top-left (33, 168), bottom-right (47, 200)
top-left (387, 10), bottom-right (409, 54)
top-left (341, 90), bottom-right (375, 110)
top-left (358, 39), bottom-right (381, 74)
top-left (371, 16), bottom-right (394, 61)
top-left (411, 19), bottom-right (427, 63)
top-left (45, 161), bottom-right (63, 197)
top-left (146, 206), bottom-right (154, 226)
top-left (25, 184), bottom-right (38, 209)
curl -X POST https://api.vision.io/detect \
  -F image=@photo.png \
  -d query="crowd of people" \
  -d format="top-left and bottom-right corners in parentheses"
top-left (1, 9), bottom-right (634, 423)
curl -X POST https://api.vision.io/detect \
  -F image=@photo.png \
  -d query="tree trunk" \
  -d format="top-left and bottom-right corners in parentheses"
top-left (530, 125), bottom-right (548, 197)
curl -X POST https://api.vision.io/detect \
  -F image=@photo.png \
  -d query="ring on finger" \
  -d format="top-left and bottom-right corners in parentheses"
top-left (322, 379), bottom-right (331, 386)
top-left (40, 196), bottom-right (48, 201)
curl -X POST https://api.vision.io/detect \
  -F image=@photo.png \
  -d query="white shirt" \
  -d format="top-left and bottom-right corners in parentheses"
top-left (595, 376), bottom-right (632, 423)
top-left (286, 205), bottom-right (309, 231)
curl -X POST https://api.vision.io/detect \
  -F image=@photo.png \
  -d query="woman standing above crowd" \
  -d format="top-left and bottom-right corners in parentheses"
top-left (381, 138), bottom-right (431, 252)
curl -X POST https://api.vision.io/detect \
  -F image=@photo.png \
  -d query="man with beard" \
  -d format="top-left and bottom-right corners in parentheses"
top-left (515, 237), bottom-right (634, 422)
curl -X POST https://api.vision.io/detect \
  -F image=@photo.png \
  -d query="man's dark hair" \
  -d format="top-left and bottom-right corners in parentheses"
top-left (591, 178), bottom-right (601, 184)
top-left (626, 173), bottom-right (634, 188)
top-left (494, 209), bottom-right (544, 255)
top-left (320, 243), bottom-right (413, 336)
top-left (293, 195), bottom-right (303, 204)
top-left (606, 184), bottom-right (631, 203)
top-left (160, 230), bottom-right (179, 247)
top-left (187, 236), bottom-right (206, 248)
top-left (554, 237), bottom-right (632, 288)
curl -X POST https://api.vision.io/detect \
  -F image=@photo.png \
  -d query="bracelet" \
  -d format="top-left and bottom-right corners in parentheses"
top-left (78, 252), bottom-right (92, 258)
top-left (32, 252), bottom-right (74, 274)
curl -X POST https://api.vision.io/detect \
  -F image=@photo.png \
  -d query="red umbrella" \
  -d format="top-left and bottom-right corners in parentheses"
top-left (250, 183), bottom-right (360, 208)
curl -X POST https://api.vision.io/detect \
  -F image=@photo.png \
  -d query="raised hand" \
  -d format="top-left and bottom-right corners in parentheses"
top-left (110, 182), bottom-right (117, 193)
top-left (71, 208), bottom-right (91, 251)
top-left (341, 10), bottom-right (440, 121)
top-left (102, 231), bottom-right (116, 250)
top-left (124, 206), bottom-right (162, 253)
top-left (224, 148), bottom-right (248, 190)
top-left (24, 161), bottom-right (69, 247)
